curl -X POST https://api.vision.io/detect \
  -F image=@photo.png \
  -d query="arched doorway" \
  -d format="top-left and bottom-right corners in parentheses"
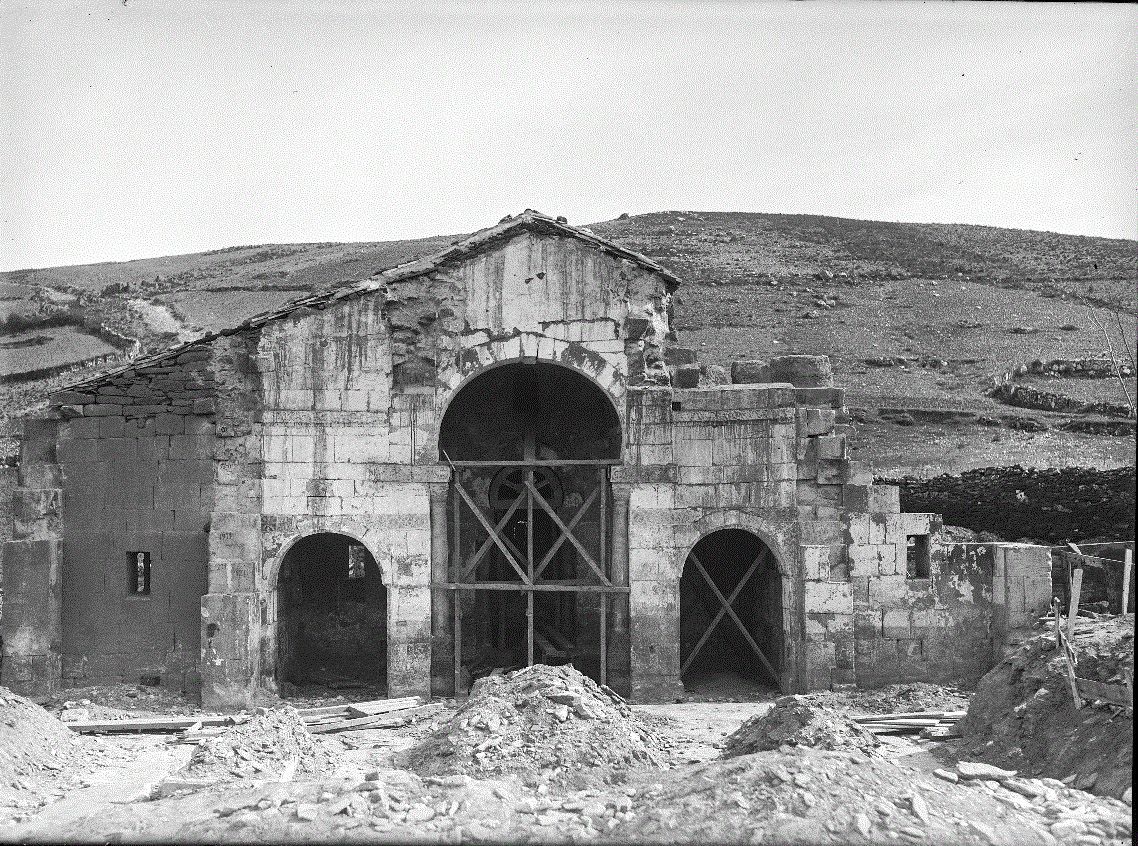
top-left (276, 533), bottom-right (387, 695)
top-left (438, 361), bottom-right (624, 693)
top-left (680, 528), bottom-right (783, 695)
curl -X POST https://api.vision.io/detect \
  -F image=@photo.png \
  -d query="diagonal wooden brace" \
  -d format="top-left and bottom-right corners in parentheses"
top-left (534, 486), bottom-right (600, 580)
top-left (462, 488), bottom-right (527, 580)
top-left (452, 480), bottom-right (530, 584)
top-left (527, 480), bottom-right (610, 585)
top-left (680, 551), bottom-right (763, 675)
top-left (684, 552), bottom-right (781, 691)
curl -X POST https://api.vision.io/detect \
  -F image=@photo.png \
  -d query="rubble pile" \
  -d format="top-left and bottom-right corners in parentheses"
top-left (0, 686), bottom-right (90, 802)
top-left (402, 664), bottom-right (669, 785)
top-left (609, 749), bottom-right (1132, 845)
top-left (724, 695), bottom-right (879, 756)
top-left (957, 614), bottom-right (1134, 799)
top-left (178, 706), bottom-right (332, 782)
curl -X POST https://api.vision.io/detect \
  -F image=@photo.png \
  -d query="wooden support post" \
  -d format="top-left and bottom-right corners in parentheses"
top-left (1053, 598), bottom-right (1082, 710)
top-left (453, 589), bottom-right (462, 697)
top-left (429, 482), bottom-right (452, 694)
top-left (527, 591), bottom-right (535, 667)
top-left (1068, 566), bottom-right (1084, 645)
top-left (600, 593), bottom-right (607, 687)
top-left (611, 483), bottom-right (630, 636)
top-left (1122, 548), bottom-right (1133, 614)
top-left (598, 468), bottom-right (607, 582)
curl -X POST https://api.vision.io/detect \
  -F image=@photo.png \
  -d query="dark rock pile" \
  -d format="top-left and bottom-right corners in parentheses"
top-left (883, 465), bottom-right (1136, 544)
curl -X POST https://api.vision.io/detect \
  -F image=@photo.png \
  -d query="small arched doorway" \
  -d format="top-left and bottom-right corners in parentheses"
top-left (276, 533), bottom-right (387, 695)
top-left (438, 361), bottom-right (624, 692)
top-left (680, 528), bottom-right (783, 695)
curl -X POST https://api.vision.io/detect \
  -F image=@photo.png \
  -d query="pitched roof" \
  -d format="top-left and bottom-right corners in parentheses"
top-left (56, 210), bottom-right (679, 393)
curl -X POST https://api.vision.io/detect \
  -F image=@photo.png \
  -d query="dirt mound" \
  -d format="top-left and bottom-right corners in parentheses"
top-left (0, 686), bottom-right (91, 804)
top-left (724, 695), bottom-right (879, 756)
top-left (956, 614), bottom-right (1133, 799)
top-left (402, 664), bottom-right (668, 786)
top-left (178, 706), bottom-right (332, 783)
top-left (610, 747), bottom-right (1130, 845)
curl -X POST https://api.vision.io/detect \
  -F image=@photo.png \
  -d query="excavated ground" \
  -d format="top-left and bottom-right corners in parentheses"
top-left (0, 667), bottom-right (1131, 845)
top-left (956, 614), bottom-right (1134, 800)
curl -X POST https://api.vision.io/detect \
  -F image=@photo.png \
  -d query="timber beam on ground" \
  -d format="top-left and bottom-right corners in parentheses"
top-left (436, 582), bottom-right (628, 592)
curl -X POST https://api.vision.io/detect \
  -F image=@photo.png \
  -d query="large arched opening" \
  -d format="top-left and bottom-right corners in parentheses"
top-left (438, 361), bottom-right (624, 693)
top-left (276, 532), bottom-right (387, 696)
top-left (680, 528), bottom-right (783, 696)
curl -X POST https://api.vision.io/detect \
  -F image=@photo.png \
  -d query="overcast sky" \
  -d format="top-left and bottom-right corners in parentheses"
top-left (1, 0), bottom-right (1135, 271)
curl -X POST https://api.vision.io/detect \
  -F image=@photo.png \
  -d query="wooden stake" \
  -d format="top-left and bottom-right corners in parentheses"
top-left (1068, 566), bottom-right (1084, 647)
top-left (1122, 548), bottom-right (1133, 614)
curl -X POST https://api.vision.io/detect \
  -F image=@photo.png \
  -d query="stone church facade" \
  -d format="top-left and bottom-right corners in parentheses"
top-left (1, 211), bottom-right (1052, 708)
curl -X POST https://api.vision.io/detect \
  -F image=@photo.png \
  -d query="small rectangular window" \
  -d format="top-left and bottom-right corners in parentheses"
top-left (906, 535), bottom-right (930, 579)
top-left (128, 551), bottom-right (151, 595)
top-left (347, 544), bottom-right (367, 580)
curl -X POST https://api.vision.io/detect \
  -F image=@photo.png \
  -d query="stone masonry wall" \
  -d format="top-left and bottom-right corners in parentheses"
top-left (43, 348), bottom-right (217, 692)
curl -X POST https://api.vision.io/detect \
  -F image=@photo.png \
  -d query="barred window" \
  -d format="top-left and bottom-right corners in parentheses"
top-left (128, 551), bottom-right (151, 595)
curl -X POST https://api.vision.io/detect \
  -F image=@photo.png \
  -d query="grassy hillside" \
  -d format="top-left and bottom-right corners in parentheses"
top-left (1, 211), bottom-right (1133, 472)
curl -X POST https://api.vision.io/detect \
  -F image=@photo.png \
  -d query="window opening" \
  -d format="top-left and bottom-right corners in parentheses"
top-left (906, 535), bottom-right (930, 579)
top-left (128, 551), bottom-right (151, 595)
top-left (347, 543), bottom-right (368, 580)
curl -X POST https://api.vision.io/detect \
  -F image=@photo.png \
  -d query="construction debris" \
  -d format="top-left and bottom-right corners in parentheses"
top-left (173, 706), bottom-right (334, 784)
top-left (723, 695), bottom-right (880, 756)
top-left (401, 664), bottom-right (670, 785)
top-left (0, 686), bottom-right (92, 805)
top-left (851, 709), bottom-right (967, 738)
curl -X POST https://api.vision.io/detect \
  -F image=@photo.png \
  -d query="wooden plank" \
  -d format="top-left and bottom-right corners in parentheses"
top-left (309, 703), bottom-right (445, 734)
top-left (442, 582), bottom-right (629, 593)
top-left (448, 459), bottom-right (621, 467)
top-left (680, 552), bottom-right (764, 675)
top-left (295, 703), bottom-right (352, 718)
top-left (345, 697), bottom-right (423, 718)
top-left (67, 714), bottom-right (248, 733)
top-left (1074, 677), bottom-right (1132, 709)
top-left (1067, 567), bottom-right (1084, 652)
top-left (1123, 549), bottom-right (1133, 614)
top-left (856, 719), bottom-right (942, 728)
top-left (852, 711), bottom-right (966, 722)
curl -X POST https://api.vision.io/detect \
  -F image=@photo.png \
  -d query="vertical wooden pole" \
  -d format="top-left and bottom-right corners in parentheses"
top-left (453, 589), bottom-right (462, 697)
top-left (598, 468), bottom-right (607, 582)
top-left (1122, 548), bottom-right (1133, 614)
top-left (600, 594), bottom-right (608, 687)
top-left (527, 467), bottom-right (534, 667)
top-left (429, 482), bottom-right (452, 695)
top-left (527, 592), bottom-right (535, 667)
